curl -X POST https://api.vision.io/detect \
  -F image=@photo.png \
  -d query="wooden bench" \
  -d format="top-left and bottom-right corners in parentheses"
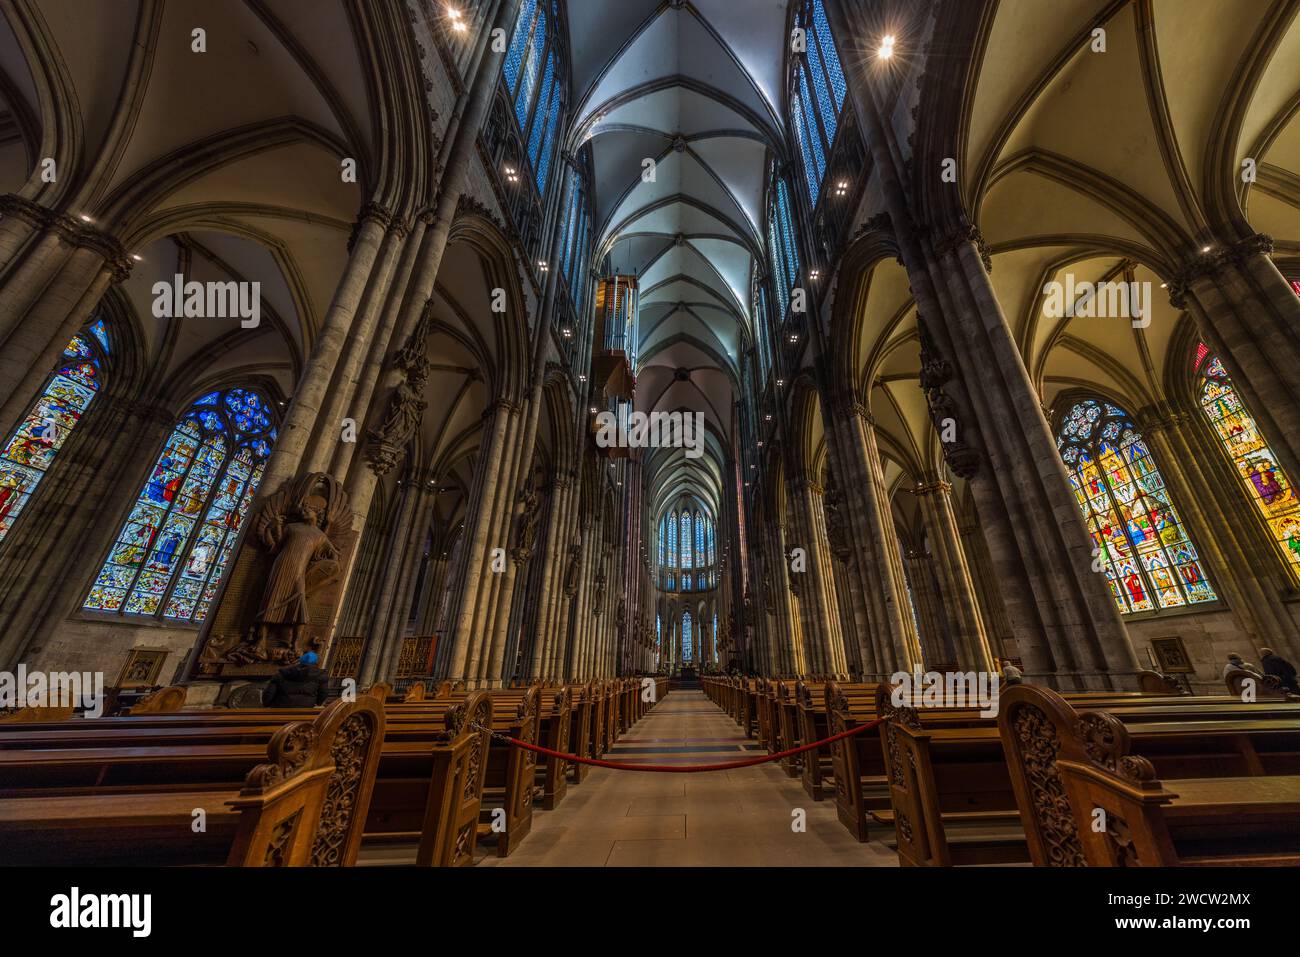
top-left (0, 691), bottom-right (487, 866)
top-left (880, 686), bottom-right (1300, 865)
top-left (0, 693), bottom-right (385, 866)
top-left (1002, 683), bottom-right (1300, 865)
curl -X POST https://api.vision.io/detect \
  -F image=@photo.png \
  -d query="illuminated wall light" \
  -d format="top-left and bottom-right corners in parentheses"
top-left (78, 214), bottom-right (93, 223)
top-left (877, 34), bottom-right (895, 60)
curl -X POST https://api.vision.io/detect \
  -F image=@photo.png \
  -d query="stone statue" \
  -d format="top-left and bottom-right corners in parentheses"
top-left (366, 301), bottom-right (434, 476)
top-left (562, 540), bottom-right (582, 598)
top-left (233, 473), bottom-right (353, 664)
top-left (510, 467), bottom-right (544, 563)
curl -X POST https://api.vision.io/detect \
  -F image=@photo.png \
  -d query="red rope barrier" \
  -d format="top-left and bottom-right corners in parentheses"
top-left (497, 715), bottom-right (887, 773)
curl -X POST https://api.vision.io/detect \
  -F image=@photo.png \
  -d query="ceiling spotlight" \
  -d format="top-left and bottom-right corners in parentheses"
top-left (538, 260), bottom-right (549, 271)
top-left (788, 333), bottom-right (798, 343)
top-left (764, 414), bottom-right (772, 421)
top-left (1201, 245), bottom-right (1212, 253)
top-left (877, 35), bottom-right (895, 60)
top-left (757, 440), bottom-right (763, 447)
top-left (809, 269), bottom-right (820, 280)
top-left (131, 254), bottom-right (143, 262)
top-left (78, 214), bottom-right (94, 224)
top-left (562, 326), bottom-right (573, 338)
top-left (579, 374), bottom-right (587, 382)
top-left (776, 378), bottom-right (785, 387)
top-left (589, 406), bottom-right (598, 414)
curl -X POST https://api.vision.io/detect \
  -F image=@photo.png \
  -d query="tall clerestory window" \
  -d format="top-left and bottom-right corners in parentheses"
top-left (695, 510), bottom-right (705, 573)
top-left (1197, 349), bottom-right (1300, 582)
top-left (681, 510), bottom-right (693, 571)
top-left (1056, 398), bottom-right (1216, 614)
top-left (503, 0), bottom-right (563, 194)
top-left (667, 510), bottom-right (678, 590)
top-left (682, 612), bottom-right (693, 663)
top-left (559, 164), bottom-right (593, 324)
top-left (84, 388), bottom-right (277, 623)
top-left (789, 0), bottom-right (846, 206)
top-left (765, 177), bottom-right (801, 320)
top-left (0, 319), bottom-right (110, 546)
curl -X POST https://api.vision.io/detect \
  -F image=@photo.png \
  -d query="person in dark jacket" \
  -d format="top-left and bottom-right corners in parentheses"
top-left (1260, 648), bottom-right (1300, 694)
top-left (263, 652), bottom-right (329, 707)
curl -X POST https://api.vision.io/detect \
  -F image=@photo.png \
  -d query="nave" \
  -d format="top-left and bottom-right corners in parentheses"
top-left (473, 690), bottom-right (894, 867)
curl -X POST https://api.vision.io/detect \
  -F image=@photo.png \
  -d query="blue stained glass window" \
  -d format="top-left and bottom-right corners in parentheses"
top-left (658, 516), bottom-right (666, 566)
top-left (668, 510), bottom-right (677, 568)
top-left (515, 6), bottom-right (547, 130)
top-left (695, 510), bottom-right (705, 566)
top-left (503, 0), bottom-right (537, 96)
top-left (807, 29), bottom-right (838, 146)
top-left (561, 172), bottom-right (579, 281)
top-left (526, 53), bottom-right (555, 167)
top-left (811, 0), bottom-right (847, 110)
top-left (791, 90), bottom-right (820, 205)
top-left (84, 388), bottom-right (277, 623)
top-left (797, 73), bottom-right (826, 195)
top-left (767, 223), bottom-right (789, 318)
top-left (682, 612), bottom-right (692, 663)
top-left (777, 180), bottom-right (800, 288)
top-left (0, 329), bottom-right (105, 546)
top-left (712, 612), bottom-right (718, 661)
top-left (536, 82), bottom-right (561, 192)
top-left (681, 511), bottom-right (692, 570)
top-left (707, 518), bottom-right (715, 565)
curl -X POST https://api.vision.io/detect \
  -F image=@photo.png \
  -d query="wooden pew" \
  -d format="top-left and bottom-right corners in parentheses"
top-left (880, 686), bottom-right (1300, 866)
top-left (0, 693), bottom-right (385, 866)
top-left (1002, 683), bottom-right (1300, 865)
top-left (0, 692), bottom-right (486, 867)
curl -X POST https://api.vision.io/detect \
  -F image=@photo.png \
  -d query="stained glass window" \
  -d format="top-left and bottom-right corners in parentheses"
top-left (514, 3), bottom-right (547, 129)
top-left (84, 388), bottom-right (277, 623)
top-left (1198, 353), bottom-right (1300, 582)
top-left (682, 612), bottom-right (692, 663)
top-left (536, 80), bottom-right (561, 193)
top-left (695, 510), bottom-right (705, 568)
top-left (0, 328), bottom-right (107, 545)
top-left (526, 52), bottom-right (555, 169)
top-left (1056, 398), bottom-right (1216, 614)
top-left (503, 0), bottom-right (537, 96)
top-left (681, 511), bottom-right (692, 571)
top-left (791, 0), bottom-right (845, 207)
top-left (712, 612), bottom-right (718, 662)
top-left (707, 518), bottom-right (715, 565)
top-left (658, 515), bottom-right (666, 567)
top-left (767, 177), bottom-right (801, 318)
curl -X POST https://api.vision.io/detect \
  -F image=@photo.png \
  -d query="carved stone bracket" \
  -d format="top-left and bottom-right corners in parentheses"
top-left (933, 219), bottom-right (992, 273)
top-left (917, 315), bottom-right (980, 479)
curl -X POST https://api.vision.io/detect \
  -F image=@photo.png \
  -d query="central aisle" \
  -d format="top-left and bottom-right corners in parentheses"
top-left (480, 689), bottom-right (897, 866)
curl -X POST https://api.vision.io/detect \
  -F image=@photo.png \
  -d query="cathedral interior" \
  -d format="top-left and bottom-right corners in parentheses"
top-left (2, 0), bottom-right (1300, 879)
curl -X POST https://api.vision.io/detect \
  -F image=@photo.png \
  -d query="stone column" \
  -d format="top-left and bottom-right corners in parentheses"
top-left (904, 551), bottom-right (952, 667)
top-left (837, 403), bottom-right (921, 675)
top-left (443, 401), bottom-right (512, 679)
top-left (258, 211), bottom-right (391, 494)
top-left (911, 478), bottom-right (994, 672)
top-left (0, 234), bottom-right (130, 427)
top-left (0, 396), bottom-right (172, 669)
top-left (957, 514), bottom-right (1016, 663)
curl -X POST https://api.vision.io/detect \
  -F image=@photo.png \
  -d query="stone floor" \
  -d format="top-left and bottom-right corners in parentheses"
top-left (475, 689), bottom-right (898, 867)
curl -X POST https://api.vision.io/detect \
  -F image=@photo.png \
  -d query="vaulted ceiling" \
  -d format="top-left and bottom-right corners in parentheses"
top-left (565, 0), bottom-right (790, 523)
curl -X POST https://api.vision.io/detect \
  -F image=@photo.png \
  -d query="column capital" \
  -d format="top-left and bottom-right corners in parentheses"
top-left (932, 218), bottom-right (992, 273)
top-left (1168, 233), bottom-right (1273, 307)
